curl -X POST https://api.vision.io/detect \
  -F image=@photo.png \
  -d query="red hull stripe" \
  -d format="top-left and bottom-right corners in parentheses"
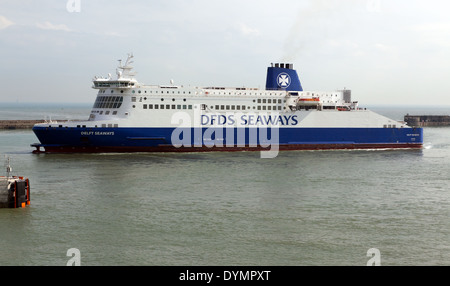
top-left (33, 143), bottom-right (423, 154)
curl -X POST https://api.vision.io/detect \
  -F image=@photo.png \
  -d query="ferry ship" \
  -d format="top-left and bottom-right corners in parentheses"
top-left (31, 54), bottom-right (423, 154)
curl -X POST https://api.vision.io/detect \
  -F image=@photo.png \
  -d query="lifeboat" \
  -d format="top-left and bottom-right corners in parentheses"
top-left (297, 97), bottom-right (321, 106)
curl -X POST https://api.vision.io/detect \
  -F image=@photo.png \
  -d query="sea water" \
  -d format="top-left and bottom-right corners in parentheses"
top-left (0, 103), bottom-right (449, 266)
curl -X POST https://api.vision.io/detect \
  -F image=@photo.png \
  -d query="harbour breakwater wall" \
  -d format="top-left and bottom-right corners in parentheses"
top-left (0, 120), bottom-right (45, 129)
top-left (404, 115), bottom-right (450, 127)
top-left (0, 120), bottom-right (70, 130)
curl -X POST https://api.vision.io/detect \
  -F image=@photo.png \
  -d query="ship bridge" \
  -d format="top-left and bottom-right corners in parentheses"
top-left (92, 53), bottom-right (138, 89)
top-left (93, 79), bottom-right (137, 88)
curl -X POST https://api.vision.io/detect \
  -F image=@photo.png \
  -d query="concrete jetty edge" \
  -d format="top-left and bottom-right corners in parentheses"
top-left (0, 120), bottom-right (70, 130)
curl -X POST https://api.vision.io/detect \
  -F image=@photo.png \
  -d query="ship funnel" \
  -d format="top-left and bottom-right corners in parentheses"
top-left (265, 63), bottom-right (303, 91)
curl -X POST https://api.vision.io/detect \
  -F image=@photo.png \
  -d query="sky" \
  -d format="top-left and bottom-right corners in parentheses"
top-left (1, 0), bottom-right (450, 106)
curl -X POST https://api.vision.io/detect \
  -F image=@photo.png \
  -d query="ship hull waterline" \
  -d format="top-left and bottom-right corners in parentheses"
top-left (31, 126), bottom-right (423, 154)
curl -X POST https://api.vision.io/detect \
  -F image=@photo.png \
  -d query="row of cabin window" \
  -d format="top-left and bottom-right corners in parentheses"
top-left (133, 90), bottom-right (192, 94)
top-left (132, 90), bottom-right (285, 96)
top-left (256, 99), bottom-right (283, 104)
top-left (207, 91), bottom-right (284, 96)
top-left (213, 105), bottom-right (247, 111)
top-left (92, 110), bottom-right (118, 115)
top-left (211, 105), bottom-right (283, 111)
top-left (73, 123), bottom-right (119, 128)
top-left (142, 104), bottom-right (193, 110)
top-left (140, 104), bottom-right (283, 111)
top-left (132, 97), bottom-right (187, 102)
top-left (257, 106), bottom-right (283, 111)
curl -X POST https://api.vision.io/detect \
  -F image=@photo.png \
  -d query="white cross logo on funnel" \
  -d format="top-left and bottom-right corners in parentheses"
top-left (277, 73), bottom-right (291, 88)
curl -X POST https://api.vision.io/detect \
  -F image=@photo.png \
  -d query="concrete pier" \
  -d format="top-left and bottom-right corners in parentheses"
top-left (0, 120), bottom-right (79, 130)
top-left (0, 120), bottom-right (46, 130)
top-left (404, 115), bottom-right (450, 127)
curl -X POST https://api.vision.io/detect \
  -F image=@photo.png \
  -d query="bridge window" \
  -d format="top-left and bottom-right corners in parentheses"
top-left (93, 96), bottom-right (124, 109)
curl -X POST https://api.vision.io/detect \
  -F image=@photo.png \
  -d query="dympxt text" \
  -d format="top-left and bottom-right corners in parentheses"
top-left (179, 270), bottom-right (271, 283)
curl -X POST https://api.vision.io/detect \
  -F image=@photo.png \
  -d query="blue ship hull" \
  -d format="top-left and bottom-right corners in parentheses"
top-left (31, 126), bottom-right (423, 153)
